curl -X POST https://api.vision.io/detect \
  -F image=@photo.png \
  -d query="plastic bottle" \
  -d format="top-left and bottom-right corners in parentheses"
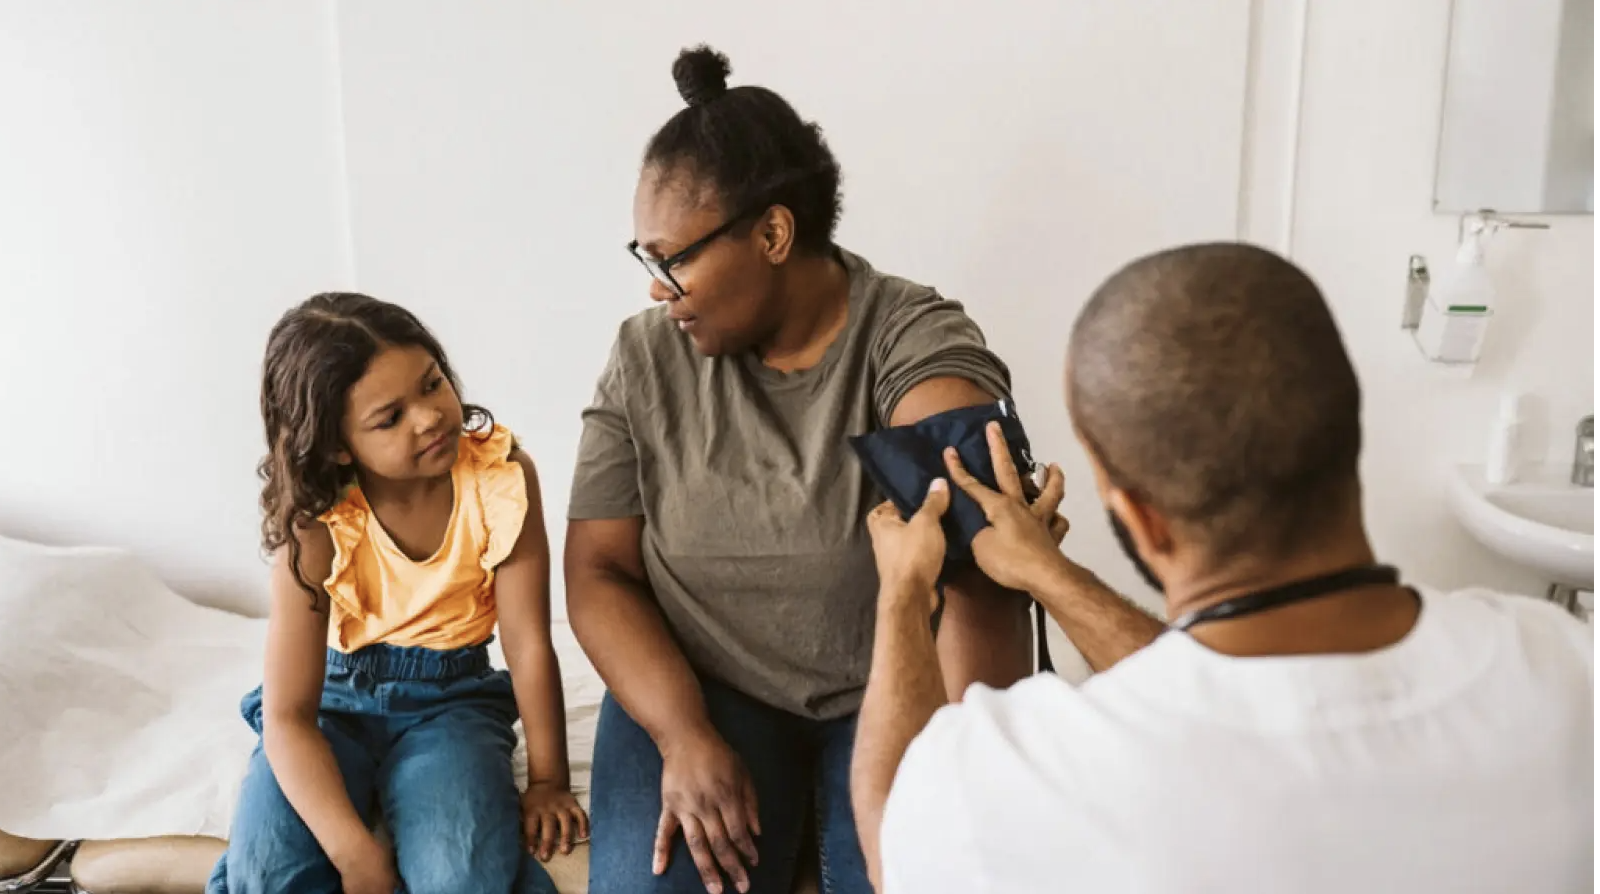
top-left (1416, 218), bottom-right (1499, 364)
top-left (1485, 391), bottom-right (1523, 485)
top-left (1435, 219), bottom-right (1499, 313)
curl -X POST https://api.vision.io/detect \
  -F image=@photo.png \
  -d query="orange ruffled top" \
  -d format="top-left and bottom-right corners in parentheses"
top-left (319, 424), bottom-right (526, 653)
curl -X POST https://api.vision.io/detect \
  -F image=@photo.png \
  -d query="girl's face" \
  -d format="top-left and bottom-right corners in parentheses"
top-left (339, 343), bottom-right (465, 482)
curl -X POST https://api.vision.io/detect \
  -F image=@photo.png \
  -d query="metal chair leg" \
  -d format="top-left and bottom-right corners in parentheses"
top-left (0, 841), bottom-right (78, 894)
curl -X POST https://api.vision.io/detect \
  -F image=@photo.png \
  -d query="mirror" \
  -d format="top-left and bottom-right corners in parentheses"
top-left (1434, 0), bottom-right (1593, 214)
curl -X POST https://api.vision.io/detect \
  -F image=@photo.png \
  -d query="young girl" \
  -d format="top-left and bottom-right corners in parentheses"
top-left (206, 293), bottom-right (586, 894)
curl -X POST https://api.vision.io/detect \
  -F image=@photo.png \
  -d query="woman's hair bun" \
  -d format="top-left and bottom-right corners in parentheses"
top-left (672, 45), bottom-right (731, 107)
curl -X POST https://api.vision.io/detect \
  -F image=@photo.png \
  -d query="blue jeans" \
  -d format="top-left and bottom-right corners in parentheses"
top-left (589, 677), bottom-right (869, 894)
top-left (205, 641), bottom-right (556, 894)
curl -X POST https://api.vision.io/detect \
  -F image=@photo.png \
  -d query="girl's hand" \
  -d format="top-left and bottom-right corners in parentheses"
top-left (522, 781), bottom-right (590, 862)
top-left (333, 833), bottom-right (399, 894)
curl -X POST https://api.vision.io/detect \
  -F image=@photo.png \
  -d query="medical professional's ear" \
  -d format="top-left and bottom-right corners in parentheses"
top-left (1106, 487), bottom-right (1174, 557)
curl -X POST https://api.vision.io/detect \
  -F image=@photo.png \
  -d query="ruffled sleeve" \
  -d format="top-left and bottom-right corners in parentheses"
top-left (464, 424), bottom-right (529, 580)
top-left (317, 488), bottom-right (369, 622)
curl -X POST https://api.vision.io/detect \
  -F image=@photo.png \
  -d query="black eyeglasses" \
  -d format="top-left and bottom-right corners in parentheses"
top-left (625, 165), bottom-right (833, 297)
top-left (626, 210), bottom-right (756, 298)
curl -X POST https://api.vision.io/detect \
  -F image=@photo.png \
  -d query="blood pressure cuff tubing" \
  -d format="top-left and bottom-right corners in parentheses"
top-left (849, 400), bottom-right (1035, 567)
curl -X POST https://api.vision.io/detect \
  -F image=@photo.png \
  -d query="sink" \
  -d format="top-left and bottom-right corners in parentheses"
top-left (1448, 463), bottom-right (1594, 588)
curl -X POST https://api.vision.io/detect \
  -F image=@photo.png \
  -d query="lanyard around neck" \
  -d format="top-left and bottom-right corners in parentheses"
top-left (1170, 565), bottom-right (1403, 632)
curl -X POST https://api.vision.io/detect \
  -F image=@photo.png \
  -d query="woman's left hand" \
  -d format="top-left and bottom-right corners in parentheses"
top-left (865, 479), bottom-right (952, 607)
top-left (521, 781), bottom-right (590, 862)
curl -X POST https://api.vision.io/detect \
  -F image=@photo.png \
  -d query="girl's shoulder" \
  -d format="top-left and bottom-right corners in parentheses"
top-left (459, 423), bottom-right (531, 563)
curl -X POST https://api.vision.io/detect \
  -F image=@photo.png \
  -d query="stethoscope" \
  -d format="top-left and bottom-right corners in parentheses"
top-left (1169, 564), bottom-right (1406, 632)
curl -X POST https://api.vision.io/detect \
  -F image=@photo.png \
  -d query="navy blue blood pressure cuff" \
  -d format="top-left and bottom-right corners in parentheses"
top-left (850, 400), bottom-right (1036, 565)
top-left (850, 400), bottom-right (1054, 672)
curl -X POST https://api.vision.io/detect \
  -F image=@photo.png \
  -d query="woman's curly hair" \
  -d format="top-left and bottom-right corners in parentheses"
top-left (258, 293), bottom-right (491, 602)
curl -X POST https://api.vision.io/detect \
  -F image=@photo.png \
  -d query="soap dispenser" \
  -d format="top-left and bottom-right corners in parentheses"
top-left (1485, 391), bottom-right (1524, 485)
top-left (1415, 217), bottom-right (1498, 364)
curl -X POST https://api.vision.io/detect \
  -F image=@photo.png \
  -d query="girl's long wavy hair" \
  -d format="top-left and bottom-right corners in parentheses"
top-left (259, 293), bottom-right (492, 602)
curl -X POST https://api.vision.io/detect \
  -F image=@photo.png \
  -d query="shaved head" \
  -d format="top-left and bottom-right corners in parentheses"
top-left (1068, 242), bottom-right (1362, 559)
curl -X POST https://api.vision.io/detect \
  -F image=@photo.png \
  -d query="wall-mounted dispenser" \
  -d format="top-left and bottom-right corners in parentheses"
top-left (1403, 210), bottom-right (1549, 365)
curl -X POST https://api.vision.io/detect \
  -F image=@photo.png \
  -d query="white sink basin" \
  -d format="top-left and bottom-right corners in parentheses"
top-left (1448, 463), bottom-right (1594, 589)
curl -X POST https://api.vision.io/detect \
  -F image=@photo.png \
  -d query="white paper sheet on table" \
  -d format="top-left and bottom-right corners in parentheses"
top-left (0, 535), bottom-right (602, 841)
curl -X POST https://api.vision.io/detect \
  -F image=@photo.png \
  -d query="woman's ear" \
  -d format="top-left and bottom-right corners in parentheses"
top-left (334, 448), bottom-right (352, 466)
top-left (758, 205), bottom-right (796, 265)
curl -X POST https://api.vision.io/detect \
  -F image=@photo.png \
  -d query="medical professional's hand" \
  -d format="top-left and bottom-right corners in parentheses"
top-left (656, 729), bottom-right (760, 894)
top-left (334, 833), bottom-right (399, 894)
top-left (944, 422), bottom-right (1071, 594)
top-left (865, 479), bottom-right (952, 610)
top-left (522, 781), bottom-right (590, 862)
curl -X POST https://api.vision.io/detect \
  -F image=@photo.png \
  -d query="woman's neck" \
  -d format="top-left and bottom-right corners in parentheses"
top-left (758, 251), bottom-right (851, 372)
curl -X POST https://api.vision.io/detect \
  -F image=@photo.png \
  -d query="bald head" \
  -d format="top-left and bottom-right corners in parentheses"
top-left (1068, 242), bottom-right (1362, 559)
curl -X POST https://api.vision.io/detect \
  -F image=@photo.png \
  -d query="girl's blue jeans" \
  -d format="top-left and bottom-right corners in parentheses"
top-left (204, 640), bottom-right (556, 894)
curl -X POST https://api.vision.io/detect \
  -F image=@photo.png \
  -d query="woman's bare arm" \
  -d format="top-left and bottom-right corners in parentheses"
top-left (563, 516), bottom-right (711, 750)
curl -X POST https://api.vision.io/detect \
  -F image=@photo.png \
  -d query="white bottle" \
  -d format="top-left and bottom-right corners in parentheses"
top-left (1415, 218), bottom-right (1498, 364)
top-left (1434, 220), bottom-right (1499, 312)
top-left (1485, 391), bottom-right (1523, 485)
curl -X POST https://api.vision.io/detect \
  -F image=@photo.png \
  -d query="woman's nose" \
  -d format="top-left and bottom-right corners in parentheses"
top-left (647, 278), bottom-right (677, 304)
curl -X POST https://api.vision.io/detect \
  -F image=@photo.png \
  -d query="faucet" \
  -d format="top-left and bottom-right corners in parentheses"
top-left (1574, 416), bottom-right (1594, 487)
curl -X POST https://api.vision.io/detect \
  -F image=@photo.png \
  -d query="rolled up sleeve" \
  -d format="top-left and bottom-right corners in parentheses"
top-left (871, 291), bottom-right (1012, 427)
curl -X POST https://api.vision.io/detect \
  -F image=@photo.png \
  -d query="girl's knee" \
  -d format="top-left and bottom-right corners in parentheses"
top-left (395, 813), bottom-right (521, 894)
top-left (402, 849), bottom-right (519, 894)
top-left (220, 828), bottom-right (338, 894)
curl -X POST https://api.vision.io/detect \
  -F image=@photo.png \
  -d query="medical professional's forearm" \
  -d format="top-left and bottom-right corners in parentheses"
top-left (263, 720), bottom-right (374, 870)
top-left (852, 584), bottom-right (948, 892)
top-left (1033, 558), bottom-right (1165, 672)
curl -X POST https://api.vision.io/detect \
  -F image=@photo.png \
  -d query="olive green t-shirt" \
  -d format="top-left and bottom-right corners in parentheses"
top-left (568, 249), bottom-right (1011, 720)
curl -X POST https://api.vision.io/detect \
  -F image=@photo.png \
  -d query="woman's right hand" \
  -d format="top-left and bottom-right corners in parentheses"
top-left (334, 833), bottom-right (400, 894)
top-left (654, 728), bottom-right (760, 894)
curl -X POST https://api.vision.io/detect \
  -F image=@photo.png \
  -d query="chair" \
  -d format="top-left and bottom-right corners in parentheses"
top-left (0, 833), bottom-right (75, 894)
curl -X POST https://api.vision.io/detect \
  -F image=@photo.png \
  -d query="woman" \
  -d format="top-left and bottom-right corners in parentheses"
top-left (566, 45), bottom-right (1032, 894)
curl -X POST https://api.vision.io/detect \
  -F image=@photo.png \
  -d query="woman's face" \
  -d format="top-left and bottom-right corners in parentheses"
top-left (631, 167), bottom-right (780, 356)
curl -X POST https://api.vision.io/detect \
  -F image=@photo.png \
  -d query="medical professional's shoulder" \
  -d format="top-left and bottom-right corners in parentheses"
top-left (882, 675), bottom-right (1098, 889)
top-left (1429, 586), bottom-right (1593, 672)
top-left (908, 674), bottom-right (1108, 779)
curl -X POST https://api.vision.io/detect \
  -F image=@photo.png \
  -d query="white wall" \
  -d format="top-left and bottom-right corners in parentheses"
top-left (0, 1), bottom-right (352, 614)
top-left (333, 0), bottom-right (1251, 643)
top-left (1, 1), bottom-right (1591, 637)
